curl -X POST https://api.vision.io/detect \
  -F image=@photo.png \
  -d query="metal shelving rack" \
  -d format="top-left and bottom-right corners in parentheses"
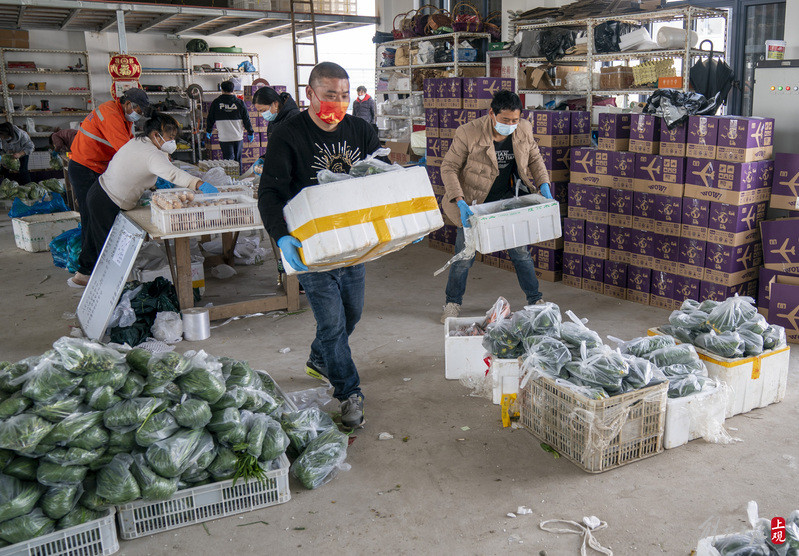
top-left (375, 32), bottom-right (490, 141)
top-left (515, 6), bottom-right (728, 112)
top-left (0, 48), bottom-right (94, 134)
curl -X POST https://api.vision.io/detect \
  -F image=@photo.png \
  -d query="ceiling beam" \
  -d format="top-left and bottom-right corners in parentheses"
top-left (263, 21), bottom-right (316, 37)
top-left (98, 14), bottom-right (120, 32)
top-left (235, 21), bottom-right (291, 36)
top-left (296, 21), bottom-right (340, 36)
top-left (203, 18), bottom-right (262, 36)
top-left (172, 16), bottom-right (220, 34)
top-left (60, 9), bottom-right (81, 30)
top-left (137, 13), bottom-right (178, 33)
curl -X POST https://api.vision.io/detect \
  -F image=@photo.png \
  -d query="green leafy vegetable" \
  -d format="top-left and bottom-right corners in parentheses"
top-left (0, 393), bottom-right (31, 419)
top-left (32, 396), bottom-right (82, 422)
top-left (0, 509), bottom-right (55, 544)
top-left (145, 429), bottom-right (214, 478)
top-left (125, 348), bottom-right (151, 374)
top-left (36, 462), bottom-right (87, 487)
top-left (290, 427), bottom-right (349, 490)
top-left (260, 416), bottom-right (289, 462)
top-left (43, 447), bottom-right (106, 467)
top-left (58, 506), bottom-right (102, 529)
top-left (0, 474), bottom-right (43, 522)
top-left (66, 426), bottom-right (109, 450)
top-left (173, 399), bottom-right (212, 429)
top-left (135, 411), bottom-right (180, 447)
top-left (20, 357), bottom-right (82, 404)
top-left (103, 397), bottom-right (165, 432)
top-left (85, 386), bottom-right (121, 410)
top-left (146, 352), bottom-right (191, 387)
top-left (207, 447), bottom-right (238, 481)
top-left (3, 458), bottom-right (37, 481)
top-left (43, 411), bottom-right (103, 445)
top-left (177, 367), bottom-right (226, 403)
top-left (81, 365), bottom-right (128, 391)
top-left (0, 414), bottom-right (54, 452)
top-left (95, 454), bottom-right (140, 505)
top-left (52, 337), bottom-right (125, 376)
top-left (130, 454), bottom-right (178, 501)
top-left (40, 485), bottom-right (81, 520)
top-left (118, 373), bottom-right (145, 399)
top-left (281, 408), bottom-right (336, 452)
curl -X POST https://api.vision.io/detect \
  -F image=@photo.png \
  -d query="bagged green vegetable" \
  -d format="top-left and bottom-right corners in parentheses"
top-left (561, 378), bottom-right (609, 400)
top-left (19, 356), bottom-right (82, 404)
top-left (118, 373), bottom-right (145, 399)
top-left (1, 154), bottom-right (20, 173)
top-left (0, 509), bottom-right (55, 544)
top-left (0, 450), bottom-right (12, 470)
top-left (208, 408), bottom-right (247, 446)
top-left (88, 453), bottom-right (115, 471)
top-left (131, 453), bottom-right (178, 501)
top-left (290, 427), bottom-right (349, 490)
top-left (125, 348), bottom-right (151, 374)
top-left (146, 429), bottom-right (214, 478)
top-left (207, 447), bottom-right (238, 481)
top-left (698, 299), bottom-right (719, 313)
top-left (706, 294), bottom-right (758, 333)
top-left (620, 355), bottom-right (655, 390)
top-left (0, 414), bottom-right (54, 452)
top-left (36, 461), bottom-right (87, 487)
top-left (53, 337), bottom-right (126, 376)
top-left (659, 324), bottom-right (696, 345)
top-left (77, 476), bottom-right (109, 511)
top-left (679, 299), bottom-right (701, 311)
top-left (0, 358), bottom-right (36, 393)
top-left (85, 385), bottom-right (121, 410)
top-left (239, 387), bottom-right (278, 413)
top-left (135, 411), bottom-right (181, 447)
top-left (520, 336), bottom-right (571, 378)
top-left (40, 484), bottom-right (81, 520)
top-left (0, 393), bottom-right (31, 419)
top-left (222, 358), bottom-right (257, 388)
top-left (511, 302), bottom-right (562, 338)
top-left (181, 468), bottom-right (210, 484)
top-left (43, 446), bottom-right (106, 467)
top-left (141, 381), bottom-right (182, 402)
top-left (241, 412), bottom-right (269, 457)
top-left (643, 344), bottom-right (703, 370)
top-left (667, 373), bottom-right (706, 398)
top-left (482, 319), bottom-right (522, 359)
top-left (560, 310), bottom-right (603, 349)
top-left (695, 330), bottom-right (745, 358)
top-left (145, 351), bottom-right (191, 387)
top-left (3, 458), bottom-right (37, 481)
top-left (736, 328), bottom-right (764, 356)
top-left (32, 396), bottom-right (82, 422)
top-left (43, 411), bottom-right (103, 445)
top-left (96, 454), bottom-right (141, 505)
top-left (58, 506), bottom-right (102, 529)
top-left (210, 387), bottom-right (248, 410)
top-left (173, 399), bottom-right (212, 429)
top-left (281, 408), bottom-right (337, 452)
top-left (261, 416), bottom-right (289, 462)
top-left (611, 335), bottom-right (676, 359)
top-left (81, 365), bottom-right (128, 391)
top-left (568, 345), bottom-right (629, 393)
top-left (0, 474), bottom-right (43, 522)
top-left (103, 397), bottom-right (166, 432)
top-left (176, 366), bottom-right (226, 403)
top-left (668, 308), bottom-right (709, 331)
top-left (107, 430), bottom-right (136, 453)
top-left (762, 325), bottom-right (786, 351)
top-left (66, 426), bottom-right (109, 450)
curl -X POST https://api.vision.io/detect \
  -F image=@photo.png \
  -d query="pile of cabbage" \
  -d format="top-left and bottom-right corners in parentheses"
top-left (480, 297), bottom-right (711, 400)
top-left (0, 338), bottom-right (300, 546)
top-left (0, 178), bottom-right (64, 202)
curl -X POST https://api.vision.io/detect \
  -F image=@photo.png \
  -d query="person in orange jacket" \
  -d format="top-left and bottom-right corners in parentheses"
top-left (67, 88), bottom-right (149, 288)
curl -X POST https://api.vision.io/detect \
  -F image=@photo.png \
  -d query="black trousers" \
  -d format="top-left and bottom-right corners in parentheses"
top-left (68, 159), bottom-right (101, 266)
top-left (76, 180), bottom-right (120, 275)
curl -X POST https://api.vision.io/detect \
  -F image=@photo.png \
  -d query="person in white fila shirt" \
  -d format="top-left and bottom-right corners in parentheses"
top-left (205, 80), bottom-right (254, 163)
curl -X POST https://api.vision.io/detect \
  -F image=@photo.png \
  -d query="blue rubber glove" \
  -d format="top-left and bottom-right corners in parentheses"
top-left (539, 183), bottom-right (553, 199)
top-left (198, 182), bottom-right (218, 194)
top-left (457, 199), bottom-right (474, 228)
top-left (247, 133), bottom-right (255, 143)
top-left (277, 235), bottom-right (308, 272)
top-left (412, 236), bottom-right (425, 244)
top-left (205, 132), bottom-right (212, 140)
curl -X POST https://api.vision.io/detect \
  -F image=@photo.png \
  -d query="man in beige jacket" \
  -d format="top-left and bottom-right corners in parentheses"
top-left (440, 90), bottom-right (552, 323)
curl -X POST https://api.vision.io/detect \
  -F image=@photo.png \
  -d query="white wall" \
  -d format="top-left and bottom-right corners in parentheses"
top-left (785, 0), bottom-right (799, 58)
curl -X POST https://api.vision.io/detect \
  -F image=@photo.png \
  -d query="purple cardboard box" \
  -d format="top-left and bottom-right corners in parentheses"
top-left (597, 113), bottom-right (631, 151)
top-left (439, 138), bottom-right (452, 158)
top-left (531, 110), bottom-right (571, 147)
top-left (771, 153), bottom-right (799, 211)
top-left (452, 108), bottom-right (486, 129)
top-left (608, 226), bottom-right (632, 264)
top-left (567, 183), bottom-right (589, 220)
top-left (701, 280), bottom-right (758, 303)
top-left (551, 181), bottom-right (569, 208)
top-left (653, 195), bottom-right (683, 237)
top-left (768, 278), bottom-right (799, 344)
top-left (653, 233), bottom-right (680, 273)
top-left (426, 165), bottom-right (442, 186)
top-left (680, 197), bottom-right (710, 241)
top-left (462, 77), bottom-right (514, 109)
top-left (715, 161), bottom-right (763, 192)
top-left (632, 191), bottom-right (656, 232)
top-left (627, 265), bottom-right (652, 305)
top-left (570, 111), bottom-right (591, 146)
top-left (673, 275), bottom-right (701, 304)
top-left (603, 261), bottom-right (628, 300)
top-left (630, 230), bottom-right (655, 268)
top-left (677, 237), bottom-right (707, 280)
top-left (633, 154), bottom-right (685, 197)
top-left (563, 252), bottom-right (583, 289)
top-left (608, 189), bottom-right (633, 228)
top-left (650, 271), bottom-right (677, 310)
top-left (584, 222), bottom-right (609, 260)
top-left (584, 185), bottom-right (609, 224)
top-left (437, 109), bottom-right (456, 138)
top-left (536, 247), bottom-right (563, 272)
top-left (707, 201), bottom-right (767, 246)
top-left (539, 146), bottom-right (570, 182)
top-left (686, 115), bottom-right (719, 159)
top-left (629, 114), bottom-right (662, 155)
top-left (423, 78), bottom-right (438, 108)
top-left (426, 136), bottom-right (442, 166)
top-left (582, 256), bottom-right (605, 295)
top-left (570, 148), bottom-right (613, 187)
top-left (564, 217), bottom-right (585, 255)
top-left (609, 152), bottom-right (636, 190)
top-left (660, 121), bottom-right (688, 157)
top-left (685, 157), bottom-right (716, 189)
top-left (715, 116), bottom-right (775, 163)
top-left (444, 78), bottom-right (464, 109)
top-left (704, 241), bottom-right (763, 286)
top-left (685, 159), bottom-right (772, 205)
top-left (758, 267), bottom-right (794, 312)
top-left (760, 218), bottom-right (799, 273)
top-left (425, 108), bottom-right (439, 137)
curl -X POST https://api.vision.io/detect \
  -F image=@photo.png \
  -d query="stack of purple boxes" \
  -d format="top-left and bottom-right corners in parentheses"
top-left (563, 112), bottom-right (776, 310)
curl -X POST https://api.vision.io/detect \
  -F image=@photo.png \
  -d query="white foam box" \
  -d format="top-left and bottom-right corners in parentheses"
top-left (489, 356), bottom-right (523, 405)
top-left (444, 316), bottom-right (488, 380)
top-left (649, 327), bottom-right (791, 418)
top-left (471, 194), bottom-right (562, 254)
top-left (282, 166), bottom-right (444, 274)
top-left (138, 261), bottom-right (205, 294)
top-left (663, 382), bottom-right (727, 449)
top-left (12, 211), bottom-right (80, 252)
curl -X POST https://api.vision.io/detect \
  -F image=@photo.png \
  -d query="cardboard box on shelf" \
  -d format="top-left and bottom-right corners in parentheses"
top-left (758, 267), bottom-right (791, 313)
top-left (440, 78), bottom-right (464, 109)
top-left (703, 241), bottom-right (763, 286)
top-left (584, 221), bottom-right (608, 260)
top-left (715, 116), bottom-right (774, 163)
top-left (650, 271), bottom-right (677, 310)
top-left (653, 195), bottom-right (683, 237)
top-left (563, 252), bottom-right (582, 289)
top-left (771, 153), bottom-right (799, 211)
top-left (629, 229), bottom-right (655, 269)
top-left (629, 114), bottom-right (661, 155)
top-left (652, 233), bottom-right (680, 273)
top-left (0, 29), bottom-right (29, 48)
top-left (535, 247), bottom-right (563, 272)
top-left (597, 113), bottom-right (631, 151)
top-left (659, 121), bottom-right (688, 157)
top-left (681, 197), bottom-right (710, 241)
top-left (570, 111), bottom-right (591, 147)
top-left (677, 237), bottom-right (707, 281)
top-left (520, 64), bottom-right (580, 91)
top-left (700, 279), bottom-right (758, 302)
top-left (627, 265), bottom-right (652, 305)
top-left (584, 185), bottom-right (609, 224)
top-left (528, 110), bottom-right (571, 147)
top-left (462, 77), bottom-right (514, 109)
top-left (608, 226), bottom-right (632, 264)
top-left (609, 189), bottom-right (633, 228)
top-left (768, 276), bottom-right (799, 344)
top-left (603, 261), bottom-right (628, 300)
top-left (686, 115), bottom-right (719, 159)
top-left (760, 218), bottom-right (799, 274)
top-left (385, 141), bottom-right (421, 165)
top-left (425, 109), bottom-right (439, 137)
top-left (582, 256), bottom-right (605, 294)
top-left (564, 217), bottom-right (585, 255)
top-left (538, 146), bottom-right (570, 182)
top-left (610, 152), bottom-right (636, 191)
top-left (570, 148), bottom-right (612, 187)
top-left (423, 78), bottom-right (438, 108)
top-left (632, 191), bottom-right (656, 232)
top-left (672, 275), bottom-right (700, 304)
top-left (633, 154), bottom-right (686, 197)
top-left (706, 201), bottom-right (767, 247)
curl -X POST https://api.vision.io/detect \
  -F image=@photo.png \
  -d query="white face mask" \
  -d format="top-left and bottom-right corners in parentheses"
top-left (126, 111), bottom-right (141, 123)
top-left (357, 94), bottom-right (366, 101)
top-left (157, 134), bottom-right (177, 154)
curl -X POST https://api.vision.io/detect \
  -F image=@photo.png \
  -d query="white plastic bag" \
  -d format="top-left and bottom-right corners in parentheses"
top-left (201, 167), bottom-right (233, 188)
top-left (211, 264), bottom-right (237, 279)
top-left (417, 41), bottom-right (435, 64)
top-left (433, 226), bottom-right (477, 276)
top-left (151, 311), bottom-right (183, 343)
top-left (108, 285), bottom-right (143, 329)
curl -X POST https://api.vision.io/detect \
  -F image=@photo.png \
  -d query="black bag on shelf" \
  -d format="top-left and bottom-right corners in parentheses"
top-left (538, 28), bottom-right (576, 63)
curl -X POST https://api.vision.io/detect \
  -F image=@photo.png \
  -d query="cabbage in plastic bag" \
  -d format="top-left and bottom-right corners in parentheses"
top-left (0, 474), bottom-right (43, 522)
top-left (0, 414), bottom-right (54, 452)
top-left (145, 429), bottom-right (214, 478)
top-left (52, 337), bottom-right (126, 376)
top-left (40, 484), bottom-right (82, 520)
top-left (36, 462), bottom-right (87, 487)
top-left (103, 397), bottom-right (166, 432)
top-left (135, 411), bottom-right (181, 447)
top-left (96, 454), bottom-right (141, 505)
top-left (705, 294), bottom-right (758, 333)
top-left (173, 399), bottom-right (212, 429)
top-left (290, 427), bottom-right (349, 490)
top-left (559, 310), bottom-right (603, 349)
top-left (694, 330), bottom-right (745, 358)
top-left (280, 408), bottom-right (337, 452)
top-left (0, 509), bottom-right (55, 544)
top-left (131, 453), bottom-right (178, 501)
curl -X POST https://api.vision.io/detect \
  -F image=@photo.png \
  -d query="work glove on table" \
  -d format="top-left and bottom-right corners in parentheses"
top-left (457, 199), bottom-right (474, 228)
top-left (277, 235), bottom-right (308, 272)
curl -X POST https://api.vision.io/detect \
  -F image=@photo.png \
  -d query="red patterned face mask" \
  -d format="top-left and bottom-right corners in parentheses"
top-left (310, 88), bottom-right (348, 124)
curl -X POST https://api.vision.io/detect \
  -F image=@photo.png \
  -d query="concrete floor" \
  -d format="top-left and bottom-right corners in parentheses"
top-left (1, 213), bottom-right (797, 555)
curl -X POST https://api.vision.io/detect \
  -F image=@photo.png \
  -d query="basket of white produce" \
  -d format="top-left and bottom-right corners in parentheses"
top-left (150, 189), bottom-right (261, 234)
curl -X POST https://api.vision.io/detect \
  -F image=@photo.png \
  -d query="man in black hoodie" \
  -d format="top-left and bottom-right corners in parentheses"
top-left (206, 80), bottom-right (253, 163)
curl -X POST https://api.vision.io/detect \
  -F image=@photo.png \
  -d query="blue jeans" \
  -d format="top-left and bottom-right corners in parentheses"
top-left (220, 140), bottom-right (242, 162)
top-left (445, 227), bottom-right (542, 305)
top-left (298, 264), bottom-right (366, 401)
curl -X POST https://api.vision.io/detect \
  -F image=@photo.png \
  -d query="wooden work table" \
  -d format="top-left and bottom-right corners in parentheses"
top-left (125, 207), bottom-right (300, 321)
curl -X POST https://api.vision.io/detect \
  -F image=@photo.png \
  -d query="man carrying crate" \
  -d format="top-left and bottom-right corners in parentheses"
top-left (258, 62), bottom-right (384, 429)
top-left (439, 90), bottom-right (553, 323)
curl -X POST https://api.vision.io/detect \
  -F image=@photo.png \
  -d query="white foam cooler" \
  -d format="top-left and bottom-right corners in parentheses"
top-left (470, 194), bottom-right (562, 254)
top-left (281, 166), bottom-right (444, 274)
top-left (444, 316), bottom-right (488, 380)
top-left (663, 381), bottom-right (728, 449)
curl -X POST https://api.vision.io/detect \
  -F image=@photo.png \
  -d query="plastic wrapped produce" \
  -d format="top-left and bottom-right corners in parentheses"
top-left (482, 297), bottom-right (511, 327)
top-left (290, 427), bottom-right (349, 490)
top-left (668, 308), bottom-right (709, 331)
top-left (705, 295), bottom-right (758, 333)
top-left (762, 325), bottom-right (786, 351)
top-left (222, 358), bottom-right (257, 388)
top-left (52, 338), bottom-right (125, 376)
top-left (130, 453), bottom-right (178, 501)
top-left (241, 412), bottom-right (269, 458)
top-left (0, 414), bottom-right (54, 452)
top-left (173, 399), bottom-right (212, 429)
top-left (81, 365), bottom-right (128, 391)
top-left (520, 336), bottom-right (571, 379)
top-left (18, 356), bottom-right (82, 404)
top-left (482, 319), bottom-right (522, 359)
top-left (43, 411), bottom-right (103, 445)
top-left (206, 447), bottom-right (237, 481)
top-left (42, 446), bottom-right (106, 467)
top-left (40, 484), bottom-right (81, 520)
top-left (145, 429), bottom-right (214, 478)
top-left (118, 373), bottom-right (145, 399)
top-left (568, 345), bottom-right (630, 393)
top-left (211, 387), bottom-right (248, 410)
top-left (239, 387), bottom-right (279, 413)
top-left (511, 302), bottom-right (562, 339)
top-left (57, 506), bottom-right (102, 529)
top-left (32, 396), bottom-right (81, 422)
top-left (85, 386), bottom-right (120, 410)
top-left (642, 343), bottom-right (702, 370)
top-left (736, 328), bottom-right (764, 356)
top-left (145, 351), bottom-right (192, 387)
top-left (66, 426), bottom-right (108, 451)
top-left (36, 462), bottom-right (87, 487)
top-left (141, 381), bottom-right (182, 402)
top-left (621, 354), bottom-right (654, 389)
top-left (177, 351), bottom-right (226, 403)
top-left (0, 509), bottom-right (55, 544)
top-left (103, 397), bottom-right (167, 432)
top-left (680, 299), bottom-right (701, 311)
top-left (125, 348), bottom-right (151, 374)
top-left (0, 393), bottom-right (31, 419)
top-left (261, 416), bottom-right (290, 462)
top-left (207, 408), bottom-right (247, 446)
top-left (77, 477), bottom-right (109, 511)
top-left (96, 454), bottom-right (140, 505)
top-left (560, 311), bottom-right (603, 349)
top-left (694, 330), bottom-right (745, 358)
top-left (135, 411), bottom-right (181, 447)
top-left (0, 359), bottom-right (36, 393)
top-left (281, 408), bottom-right (337, 452)
top-left (609, 334), bottom-right (676, 358)
top-left (3, 458), bottom-right (37, 481)
top-left (667, 373), bottom-right (706, 398)
top-left (0, 475), bottom-right (43, 522)
top-left (659, 324), bottom-right (696, 345)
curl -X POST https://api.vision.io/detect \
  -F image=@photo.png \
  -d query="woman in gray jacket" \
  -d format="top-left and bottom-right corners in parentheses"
top-left (0, 122), bottom-right (34, 184)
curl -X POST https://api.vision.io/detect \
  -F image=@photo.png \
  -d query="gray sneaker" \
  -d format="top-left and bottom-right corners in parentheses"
top-left (440, 302), bottom-right (461, 324)
top-left (340, 393), bottom-right (364, 429)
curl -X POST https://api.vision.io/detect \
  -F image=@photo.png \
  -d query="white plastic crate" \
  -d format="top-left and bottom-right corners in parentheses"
top-left (150, 193), bottom-right (260, 234)
top-left (470, 194), bottom-right (562, 254)
top-left (12, 211), bottom-right (80, 252)
top-left (663, 381), bottom-right (727, 449)
top-left (0, 509), bottom-right (118, 556)
top-left (116, 453), bottom-right (290, 540)
top-left (489, 356), bottom-right (522, 405)
top-left (27, 151), bottom-right (51, 170)
top-left (648, 327), bottom-right (791, 418)
top-left (444, 316), bottom-right (487, 380)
